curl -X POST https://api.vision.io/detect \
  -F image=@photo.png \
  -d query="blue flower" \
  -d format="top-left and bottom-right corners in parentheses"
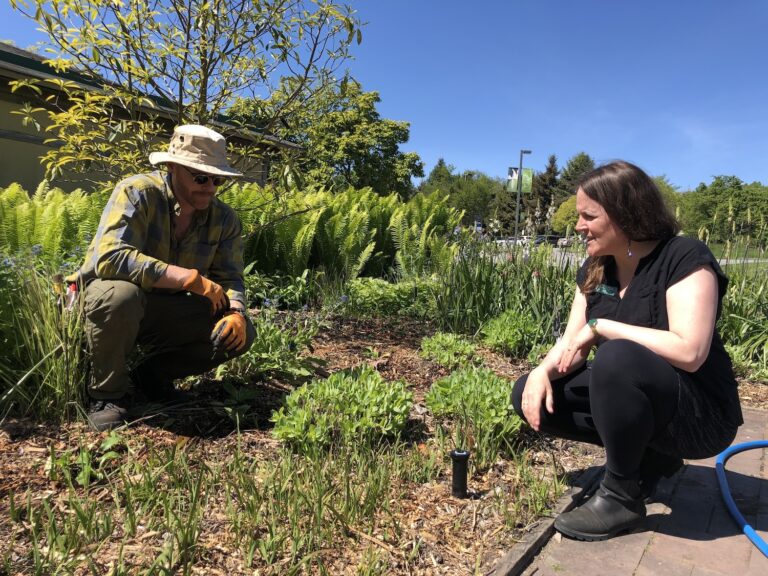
top-left (263, 298), bottom-right (272, 307)
top-left (340, 294), bottom-right (349, 303)
top-left (31, 244), bottom-right (42, 256)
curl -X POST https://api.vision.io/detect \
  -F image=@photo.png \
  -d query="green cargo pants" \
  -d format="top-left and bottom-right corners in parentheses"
top-left (84, 279), bottom-right (255, 399)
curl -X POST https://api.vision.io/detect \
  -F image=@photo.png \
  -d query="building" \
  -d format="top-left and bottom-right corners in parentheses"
top-left (0, 42), bottom-right (300, 192)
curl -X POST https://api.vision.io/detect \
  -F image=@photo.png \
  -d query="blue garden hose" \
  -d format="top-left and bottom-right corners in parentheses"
top-left (715, 440), bottom-right (768, 558)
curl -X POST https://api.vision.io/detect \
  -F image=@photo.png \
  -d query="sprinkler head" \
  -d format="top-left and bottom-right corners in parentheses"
top-left (450, 449), bottom-right (470, 498)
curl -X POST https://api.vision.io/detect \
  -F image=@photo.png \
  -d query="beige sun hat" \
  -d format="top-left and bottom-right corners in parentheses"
top-left (149, 124), bottom-right (243, 177)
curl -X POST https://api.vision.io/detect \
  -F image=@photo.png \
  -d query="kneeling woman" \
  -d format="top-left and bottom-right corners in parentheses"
top-left (512, 161), bottom-right (742, 541)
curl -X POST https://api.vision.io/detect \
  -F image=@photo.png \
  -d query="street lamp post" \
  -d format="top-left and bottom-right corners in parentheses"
top-left (513, 149), bottom-right (532, 240)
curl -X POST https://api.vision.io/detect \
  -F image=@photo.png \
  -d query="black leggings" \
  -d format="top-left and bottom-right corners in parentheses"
top-left (511, 339), bottom-right (679, 478)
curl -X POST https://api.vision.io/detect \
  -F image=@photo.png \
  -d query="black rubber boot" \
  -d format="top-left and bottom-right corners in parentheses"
top-left (639, 449), bottom-right (683, 502)
top-left (554, 470), bottom-right (646, 541)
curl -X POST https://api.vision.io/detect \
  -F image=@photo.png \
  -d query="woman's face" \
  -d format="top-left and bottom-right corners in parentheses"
top-left (575, 188), bottom-right (627, 258)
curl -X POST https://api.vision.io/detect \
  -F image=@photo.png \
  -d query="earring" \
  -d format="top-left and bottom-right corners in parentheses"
top-left (627, 240), bottom-right (633, 258)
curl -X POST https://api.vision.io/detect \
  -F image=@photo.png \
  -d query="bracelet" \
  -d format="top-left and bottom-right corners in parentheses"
top-left (588, 318), bottom-right (599, 337)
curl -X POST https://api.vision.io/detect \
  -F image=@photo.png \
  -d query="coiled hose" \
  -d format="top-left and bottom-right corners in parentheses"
top-left (715, 440), bottom-right (768, 558)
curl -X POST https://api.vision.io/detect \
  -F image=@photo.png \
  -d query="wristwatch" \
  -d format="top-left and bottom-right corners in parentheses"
top-left (227, 307), bottom-right (246, 318)
top-left (588, 318), bottom-right (599, 337)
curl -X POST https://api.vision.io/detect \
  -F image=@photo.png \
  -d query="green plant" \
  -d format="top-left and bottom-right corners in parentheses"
top-left (481, 309), bottom-right (541, 358)
top-left (419, 332), bottom-right (479, 369)
top-left (0, 254), bottom-right (87, 422)
top-left (216, 307), bottom-right (324, 384)
top-left (346, 276), bottom-right (437, 318)
top-left (425, 366), bottom-right (522, 471)
top-left (272, 365), bottom-right (413, 454)
top-left (431, 237), bottom-right (510, 334)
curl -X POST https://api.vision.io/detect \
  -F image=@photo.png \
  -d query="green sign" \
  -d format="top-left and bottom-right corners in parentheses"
top-left (506, 167), bottom-right (534, 194)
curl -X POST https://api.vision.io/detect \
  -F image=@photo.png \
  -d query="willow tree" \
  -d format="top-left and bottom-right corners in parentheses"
top-left (10, 0), bottom-right (361, 185)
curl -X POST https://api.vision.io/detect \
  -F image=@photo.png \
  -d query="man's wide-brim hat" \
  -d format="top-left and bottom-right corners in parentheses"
top-left (149, 124), bottom-right (243, 177)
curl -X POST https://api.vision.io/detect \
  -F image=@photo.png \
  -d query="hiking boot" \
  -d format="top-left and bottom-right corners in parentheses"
top-left (87, 398), bottom-right (130, 432)
top-left (554, 470), bottom-right (646, 541)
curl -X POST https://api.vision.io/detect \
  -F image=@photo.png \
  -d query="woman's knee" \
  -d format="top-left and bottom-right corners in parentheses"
top-left (510, 374), bottom-right (528, 419)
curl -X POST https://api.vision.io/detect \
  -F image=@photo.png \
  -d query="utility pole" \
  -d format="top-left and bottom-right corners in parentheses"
top-left (513, 149), bottom-right (532, 239)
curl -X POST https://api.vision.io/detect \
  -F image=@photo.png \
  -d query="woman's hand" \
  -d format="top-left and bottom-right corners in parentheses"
top-left (557, 323), bottom-right (596, 373)
top-left (521, 368), bottom-right (554, 432)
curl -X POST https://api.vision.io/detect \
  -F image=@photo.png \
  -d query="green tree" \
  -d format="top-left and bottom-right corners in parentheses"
top-left (10, 0), bottom-right (361, 185)
top-left (551, 195), bottom-right (578, 235)
top-left (680, 176), bottom-right (768, 241)
top-left (420, 162), bottom-right (504, 227)
top-left (249, 81), bottom-right (423, 197)
top-left (552, 152), bottom-right (595, 205)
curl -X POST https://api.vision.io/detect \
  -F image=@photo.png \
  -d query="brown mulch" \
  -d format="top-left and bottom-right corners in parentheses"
top-left (0, 315), bottom-right (764, 574)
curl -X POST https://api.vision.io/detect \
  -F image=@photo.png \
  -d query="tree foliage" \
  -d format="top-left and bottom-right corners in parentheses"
top-left (232, 80), bottom-right (423, 196)
top-left (552, 152), bottom-right (595, 204)
top-left (420, 159), bottom-right (504, 226)
top-left (10, 0), bottom-right (361, 185)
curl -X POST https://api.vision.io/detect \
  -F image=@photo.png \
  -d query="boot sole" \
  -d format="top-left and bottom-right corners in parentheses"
top-left (554, 517), bottom-right (642, 542)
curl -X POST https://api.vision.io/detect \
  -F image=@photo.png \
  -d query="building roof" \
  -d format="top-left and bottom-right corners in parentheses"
top-left (0, 42), bottom-right (301, 150)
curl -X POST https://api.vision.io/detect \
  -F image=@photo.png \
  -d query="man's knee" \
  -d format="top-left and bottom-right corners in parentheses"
top-left (85, 279), bottom-right (146, 325)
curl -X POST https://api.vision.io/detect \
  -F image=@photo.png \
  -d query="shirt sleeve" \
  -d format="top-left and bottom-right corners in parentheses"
top-left (87, 181), bottom-right (169, 289)
top-left (665, 237), bottom-right (728, 297)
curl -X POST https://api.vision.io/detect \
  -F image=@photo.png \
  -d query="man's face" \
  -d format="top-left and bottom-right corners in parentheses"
top-left (167, 163), bottom-right (225, 211)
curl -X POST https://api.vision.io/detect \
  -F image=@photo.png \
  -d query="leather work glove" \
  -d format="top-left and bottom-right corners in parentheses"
top-left (183, 269), bottom-right (228, 314)
top-left (211, 309), bottom-right (248, 352)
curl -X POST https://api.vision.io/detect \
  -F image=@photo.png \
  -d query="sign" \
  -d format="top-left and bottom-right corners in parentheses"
top-left (506, 167), bottom-right (534, 194)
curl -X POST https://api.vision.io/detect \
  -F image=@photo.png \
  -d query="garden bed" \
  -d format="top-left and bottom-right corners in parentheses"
top-left (0, 315), bottom-right (763, 574)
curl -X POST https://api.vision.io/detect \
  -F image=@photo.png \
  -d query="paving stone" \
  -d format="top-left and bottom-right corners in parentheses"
top-left (645, 529), bottom-right (752, 574)
top-left (506, 408), bottom-right (768, 576)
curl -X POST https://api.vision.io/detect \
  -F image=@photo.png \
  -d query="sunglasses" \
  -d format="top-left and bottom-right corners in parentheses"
top-left (180, 165), bottom-right (229, 187)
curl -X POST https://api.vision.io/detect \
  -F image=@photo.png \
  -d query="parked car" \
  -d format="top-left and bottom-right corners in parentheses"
top-left (534, 235), bottom-right (561, 246)
top-left (557, 236), bottom-right (577, 247)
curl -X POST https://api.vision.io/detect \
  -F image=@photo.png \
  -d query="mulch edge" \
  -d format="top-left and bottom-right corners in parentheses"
top-left (489, 462), bottom-right (605, 576)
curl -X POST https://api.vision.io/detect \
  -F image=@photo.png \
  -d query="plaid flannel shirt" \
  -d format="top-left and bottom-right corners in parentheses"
top-left (68, 171), bottom-right (246, 306)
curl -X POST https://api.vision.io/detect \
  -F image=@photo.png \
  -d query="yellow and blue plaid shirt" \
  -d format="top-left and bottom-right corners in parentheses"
top-left (69, 171), bottom-right (246, 305)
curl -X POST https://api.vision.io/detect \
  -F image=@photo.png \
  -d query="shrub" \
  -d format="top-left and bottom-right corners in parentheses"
top-left (425, 366), bottom-right (521, 471)
top-left (419, 332), bottom-right (480, 370)
top-left (272, 365), bottom-right (413, 455)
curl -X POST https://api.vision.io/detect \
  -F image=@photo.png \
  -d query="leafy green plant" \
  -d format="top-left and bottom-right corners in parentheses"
top-left (346, 276), bottom-right (436, 317)
top-left (425, 366), bottom-right (521, 471)
top-left (272, 365), bottom-right (413, 454)
top-left (215, 307), bottom-right (324, 384)
top-left (481, 309), bottom-right (541, 358)
top-left (419, 332), bottom-right (480, 369)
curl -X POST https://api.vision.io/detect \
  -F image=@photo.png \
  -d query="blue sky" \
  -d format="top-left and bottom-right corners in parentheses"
top-left (3, 0), bottom-right (767, 190)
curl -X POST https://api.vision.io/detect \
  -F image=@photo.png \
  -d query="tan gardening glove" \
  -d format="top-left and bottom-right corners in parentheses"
top-left (211, 310), bottom-right (248, 352)
top-left (182, 269), bottom-right (228, 315)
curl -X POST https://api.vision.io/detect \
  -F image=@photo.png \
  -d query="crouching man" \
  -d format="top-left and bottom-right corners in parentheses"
top-left (67, 125), bottom-right (255, 431)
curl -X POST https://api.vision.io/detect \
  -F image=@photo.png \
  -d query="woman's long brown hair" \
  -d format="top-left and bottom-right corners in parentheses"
top-left (577, 161), bottom-right (680, 293)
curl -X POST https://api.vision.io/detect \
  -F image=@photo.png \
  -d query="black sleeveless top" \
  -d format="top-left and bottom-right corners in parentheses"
top-left (576, 235), bottom-right (743, 427)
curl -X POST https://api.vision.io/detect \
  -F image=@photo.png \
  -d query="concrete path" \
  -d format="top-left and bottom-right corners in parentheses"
top-left (504, 407), bottom-right (768, 575)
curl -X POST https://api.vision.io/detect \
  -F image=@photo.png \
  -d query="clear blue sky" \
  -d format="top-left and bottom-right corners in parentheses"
top-left (3, 0), bottom-right (767, 191)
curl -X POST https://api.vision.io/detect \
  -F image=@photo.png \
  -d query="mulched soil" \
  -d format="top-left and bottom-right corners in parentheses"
top-left (0, 315), bottom-right (764, 574)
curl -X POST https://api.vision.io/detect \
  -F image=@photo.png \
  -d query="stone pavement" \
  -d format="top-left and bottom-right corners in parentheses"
top-left (496, 407), bottom-right (768, 576)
